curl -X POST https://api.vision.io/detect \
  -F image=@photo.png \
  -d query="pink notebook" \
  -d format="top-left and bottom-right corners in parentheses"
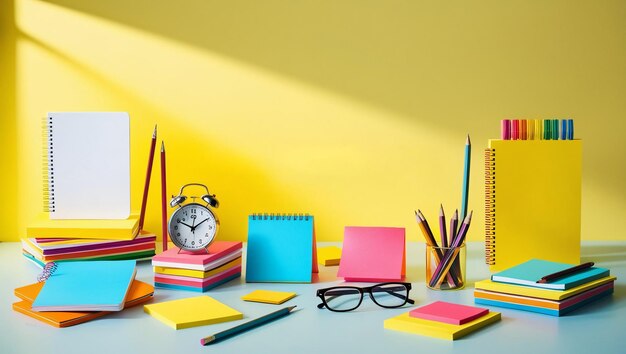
top-left (337, 227), bottom-right (405, 282)
top-left (152, 241), bottom-right (242, 265)
top-left (409, 301), bottom-right (489, 325)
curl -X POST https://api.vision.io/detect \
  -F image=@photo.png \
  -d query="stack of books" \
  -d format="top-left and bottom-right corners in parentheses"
top-left (384, 301), bottom-right (501, 340)
top-left (22, 215), bottom-right (155, 267)
top-left (12, 260), bottom-right (154, 327)
top-left (152, 241), bottom-right (243, 292)
top-left (474, 259), bottom-right (616, 316)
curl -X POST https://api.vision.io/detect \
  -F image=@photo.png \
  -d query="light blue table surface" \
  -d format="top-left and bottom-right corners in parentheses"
top-left (1, 241), bottom-right (624, 354)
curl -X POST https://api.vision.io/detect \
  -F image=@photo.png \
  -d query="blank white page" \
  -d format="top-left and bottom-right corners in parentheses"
top-left (47, 112), bottom-right (130, 219)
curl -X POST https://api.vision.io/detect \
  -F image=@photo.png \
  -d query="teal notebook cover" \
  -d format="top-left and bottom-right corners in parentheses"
top-left (491, 259), bottom-right (609, 290)
top-left (32, 260), bottom-right (136, 311)
top-left (245, 214), bottom-right (315, 283)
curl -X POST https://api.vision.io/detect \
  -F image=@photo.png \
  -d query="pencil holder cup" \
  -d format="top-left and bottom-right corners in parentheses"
top-left (425, 243), bottom-right (466, 290)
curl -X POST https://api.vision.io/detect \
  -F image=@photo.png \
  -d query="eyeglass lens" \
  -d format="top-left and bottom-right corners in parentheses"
top-left (322, 287), bottom-right (362, 311)
top-left (369, 283), bottom-right (408, 307)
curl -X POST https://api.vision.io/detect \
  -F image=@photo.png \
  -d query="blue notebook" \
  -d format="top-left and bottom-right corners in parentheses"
top-left (32, 260), bottom-right (137, 311)
top-left (491, 259), bottom-right (609, 290)
top-left (245, 214), bottom-right (318, 283)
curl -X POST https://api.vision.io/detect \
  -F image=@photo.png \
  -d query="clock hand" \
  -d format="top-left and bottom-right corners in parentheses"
top-left (194, 218), bottom-right (210, 228)
top-left (190, 218), bottom-right (210, 232)
top-left (178, 222), bottom-right (194, 229)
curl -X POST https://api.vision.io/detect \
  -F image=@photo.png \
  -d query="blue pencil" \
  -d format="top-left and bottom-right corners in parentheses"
top-left (567, 119), bottom-right (574, 140)
top-left (460, 135), bottom-right (471, 223)
top-left (201, 306), bottom-right (296, 345)
top-left (561, 119), bottom-right (567, 140)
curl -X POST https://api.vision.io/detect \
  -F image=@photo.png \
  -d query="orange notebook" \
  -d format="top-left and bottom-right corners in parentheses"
top-left (13, 280), bottom-right (154, 328)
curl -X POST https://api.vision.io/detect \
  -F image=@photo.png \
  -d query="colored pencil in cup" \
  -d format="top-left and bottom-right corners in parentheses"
top-left (520, 120), bottom-right (527, 140)
top-left (449, 209), bottom-right (458, 246)
top-left (560, 119), bottom-right (567, 140)
top-left (138, 125), bottom-right (157, 231)
top-left (429, 211), bottom-right (473, 288)
top-left (439, 204), bottom-right (447, 248)
top-left (160, 141), bottom-right (168, 252)
top-left (415, 211), bottom-right (457, 286)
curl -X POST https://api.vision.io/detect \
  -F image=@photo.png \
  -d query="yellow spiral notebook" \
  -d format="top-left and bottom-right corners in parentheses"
top-left (484, 140), bottom-right (582, 271)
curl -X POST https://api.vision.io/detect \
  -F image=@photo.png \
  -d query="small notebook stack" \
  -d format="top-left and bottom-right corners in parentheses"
top-left (12, 260), bottom-right (154, 327)
top-left (474, 259), bottom-right (615, 316)
top-left (152, 241), bottom-right (243, 292)
top-left (385, 301), bottom-right (501, 340)
top-left (22, 228), bottom-right (156, 267)
top-left (24, 112), bottom-right (156, 267)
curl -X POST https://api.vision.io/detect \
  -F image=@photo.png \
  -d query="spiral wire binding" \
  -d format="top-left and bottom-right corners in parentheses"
top-left (250, 213), bottom-right (310, 221)
top-left (484, 148), bottom-right (496, 265)
top-left (42, 116), bottom-right (55, 213)
top-left (37, 262), bottom-right (58, 282)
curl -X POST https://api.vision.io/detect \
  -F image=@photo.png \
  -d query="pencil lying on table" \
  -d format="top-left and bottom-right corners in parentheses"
top-left (201, 306), bottom-right (297, 345)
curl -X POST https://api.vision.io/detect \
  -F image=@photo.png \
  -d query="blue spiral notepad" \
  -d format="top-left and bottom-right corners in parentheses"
top-left (32, 260), bottom-right (137, 311)
top-left (245, 214), bottom-right (318, 283)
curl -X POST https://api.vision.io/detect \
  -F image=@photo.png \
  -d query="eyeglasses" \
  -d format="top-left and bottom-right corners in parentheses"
top-left (316, 282), bottom-right (414, 312)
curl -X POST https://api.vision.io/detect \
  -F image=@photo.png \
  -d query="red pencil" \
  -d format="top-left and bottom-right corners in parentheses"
top-left (138, 125), bottom-right (157, 231)
top-left (160, 141), bottom-right (168, 252)
top-left (512, 119), bottom-right (520, 140)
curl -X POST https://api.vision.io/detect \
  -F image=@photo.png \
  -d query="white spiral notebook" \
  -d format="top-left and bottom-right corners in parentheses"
top-left (44, 112), bottom-right (130, 219)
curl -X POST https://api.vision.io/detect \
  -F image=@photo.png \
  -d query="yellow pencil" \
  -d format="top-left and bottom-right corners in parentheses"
top-left (535, 119), bottom-right (542, 140)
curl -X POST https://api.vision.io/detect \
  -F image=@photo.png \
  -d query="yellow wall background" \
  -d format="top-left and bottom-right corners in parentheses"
top-left (1, 0), bottom-right (625, 242)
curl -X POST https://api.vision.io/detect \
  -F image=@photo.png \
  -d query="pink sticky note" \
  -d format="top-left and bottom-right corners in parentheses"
top-left (152, 241), bottom-right (242, 265)
top-left (409, 301), bottom-right (489, 325)
top-left (337, 226), bottom-right (405, 282)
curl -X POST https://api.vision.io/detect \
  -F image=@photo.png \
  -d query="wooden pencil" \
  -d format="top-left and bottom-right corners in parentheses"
top-left (160, 141), bottom-right (168, 252)
top-left (138, 125), bottom-right (156, 231)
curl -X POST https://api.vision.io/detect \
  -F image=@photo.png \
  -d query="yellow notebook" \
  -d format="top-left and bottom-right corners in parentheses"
top-left (27, 213), bottom-right (140, 240)
top-left (384, 311), bottom-right (501, 340)
top-left (474, 276), bottom-right (616, 301)
top-left (144, 295), bottom-right (242, 330)
top-left (241, 290), bottom-right (297, 304)
top-left (485, 140), bottom-right (582, 271)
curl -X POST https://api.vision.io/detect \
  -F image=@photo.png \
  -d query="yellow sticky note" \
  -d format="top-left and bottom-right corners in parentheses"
top-left (144, 295), bottom-right (242, 329)
top-left (241, 290), bottom-right (296, 305)
top-left (317, 246), bottom-right (342, 266)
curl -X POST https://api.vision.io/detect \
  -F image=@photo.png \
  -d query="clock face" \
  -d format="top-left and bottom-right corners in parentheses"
top-left (168, 203), bottom-right (218, 251)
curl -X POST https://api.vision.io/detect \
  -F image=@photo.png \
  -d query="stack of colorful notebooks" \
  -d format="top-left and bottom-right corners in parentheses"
top-left (22, 215), bottom-right (155, 267)
top-left (152, 241), bottom-right (243, 292)
top-left (12, 260), bottom-right (154, 327)
top-left (474, 259), bottom-right (615, 316)
top-left (384, 301), bottom-right (501, 340)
